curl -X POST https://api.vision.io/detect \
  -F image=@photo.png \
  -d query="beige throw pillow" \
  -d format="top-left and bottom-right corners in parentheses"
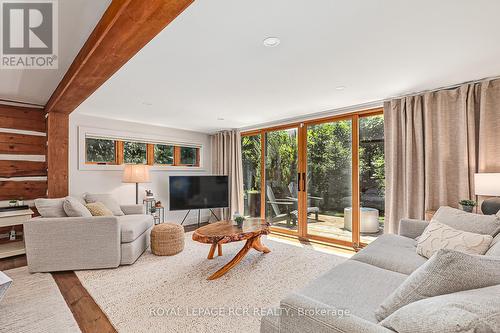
top-left (63, 197), bottom-right (92, 217)
top-left (34, 198), bottom-right (67, 218)
top-left (380, 284), bottom-right (500, 333)
top-left (83, 193), bottom-right (124, 216)
top-left (416, 222), bottom-right (492, 258)
top-left (375, 249), bottom-right (500, 321)
top-left (432, 206), bottom-right (500, 236)
top-left (85, 202), bottom-right (113, 217)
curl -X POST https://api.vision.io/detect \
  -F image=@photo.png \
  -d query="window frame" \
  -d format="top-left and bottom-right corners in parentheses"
top-left (79, 126), bottom-right (204, 171)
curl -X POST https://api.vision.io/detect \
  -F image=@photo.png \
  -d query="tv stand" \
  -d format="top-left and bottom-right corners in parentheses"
top-left (180, 209), bottom-right (221, 227)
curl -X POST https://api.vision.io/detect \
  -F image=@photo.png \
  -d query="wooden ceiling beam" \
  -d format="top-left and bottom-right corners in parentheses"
top-left (44, 0), bottom-right (193, 115)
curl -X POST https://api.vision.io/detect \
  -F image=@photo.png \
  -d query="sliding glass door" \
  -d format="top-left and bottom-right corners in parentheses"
top-left (264, 127), bottom-right (299, 233)
top-left (305, 118), bottom-right (355, 244)
top-left (241, 109), bottom-right (384, 249)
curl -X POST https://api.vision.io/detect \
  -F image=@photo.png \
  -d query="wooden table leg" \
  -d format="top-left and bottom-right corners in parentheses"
top-left (207, 243), bottom-right (217, 259)
top-left (217, 244), bottom-right (222, 256)
top-left (252, 236), bottom-right (271, 253)
top-left (207, 236), bottom-right (270, 280)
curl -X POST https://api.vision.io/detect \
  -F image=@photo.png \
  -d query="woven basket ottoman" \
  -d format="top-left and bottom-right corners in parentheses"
top-left (151, 223), bottom-right (185, 256)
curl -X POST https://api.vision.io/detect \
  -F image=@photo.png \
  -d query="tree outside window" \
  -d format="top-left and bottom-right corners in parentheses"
top-left (124, 141), bottom-right (147, 164)
top-left (180, 147), bottom-right (198, 165)
top-left (86, 138), bottom-right (115, 163)
top-left (155, 144), bottom-right (174, 165)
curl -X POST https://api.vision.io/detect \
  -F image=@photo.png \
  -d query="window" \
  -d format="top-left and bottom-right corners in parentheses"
top-left (83, 135), bottom-right (201, 168)
top-left (241, 108), bottom-right (384, 249)
top-left (124, 141), bottom-right (147, 164)
top-left (155, 144), bottom-right (174, 165)
top-left (86, 138), bottom-right (116, 164)
top-left (241, 134), bottom-right (262, 217)
top-left (178, 147), bottom-right (198, 165)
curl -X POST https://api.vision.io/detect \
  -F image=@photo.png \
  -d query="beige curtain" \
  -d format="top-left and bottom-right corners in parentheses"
top-left (211, 130), bottom-right (244, 220)
top-left (384, 78), bottom-right (500, 234)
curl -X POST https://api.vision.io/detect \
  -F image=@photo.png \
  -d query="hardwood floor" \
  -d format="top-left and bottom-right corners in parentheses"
top-left (53, 271), bottom-right (116, 333)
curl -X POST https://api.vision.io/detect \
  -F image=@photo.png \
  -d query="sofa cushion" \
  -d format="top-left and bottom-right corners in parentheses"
top-left (416, 222), bottom-right (492, 258)
top-left (486, 234), bottom-right (500, 256)
top-left (352, 234), bottom-right (427, 275)
top-left (432, 206), bottom-right (500, 236)
top-left (118, 215), bottom-right (154, 243)
top-left (380, 284), bottom-right (500, 333)
top-left (375, 249), bottom-right (500, 321)
top-left (85, 202), bottom-right (113, 216)
top-left (34, 198), bottom-right (67, 218)
top-left (296, 260), bottom-right (407, 323)
top-left (63, 196), bottom-right (92, 217)
top-left (83, 193), bottom-right (124, 216)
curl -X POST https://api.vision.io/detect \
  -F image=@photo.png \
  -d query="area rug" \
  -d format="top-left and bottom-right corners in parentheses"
top-left (0, 267), bottom-right (81, 333)
top-left (76, 233), bottom-right (348, 333)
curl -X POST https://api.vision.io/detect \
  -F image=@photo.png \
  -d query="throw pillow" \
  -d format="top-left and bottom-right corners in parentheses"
top-left (431, 206), bottom-right (500, 236)
top-left (416, 222), bottom-right (492, 258)
top-left (63, 197), bottom-right (92, 217)
top-left (486, 234), bottom-right (500, 257)
top-left (85, 202), bottom-right (113, 217)
top-left (83, 193), bottom-right (124, 216)
top-left (375, 249), bottom-right (500, 321)
top-left (380, 284), bottom-right (500, 333)
top-left (34, 198), bottom-right (67, 218)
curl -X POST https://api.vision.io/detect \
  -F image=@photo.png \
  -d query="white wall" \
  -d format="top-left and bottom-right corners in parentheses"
top-left (69, 113), bottom-right (213, 225)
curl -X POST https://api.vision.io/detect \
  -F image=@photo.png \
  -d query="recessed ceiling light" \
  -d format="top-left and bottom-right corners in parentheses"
top-left (142, 102), bottom-right (153, 106)
top-left (263, 37), bottom-right (280, 47)
top-left (217, 117), bottom-right (225, 121)
top-left (335, 86), bottom-right (346, 91)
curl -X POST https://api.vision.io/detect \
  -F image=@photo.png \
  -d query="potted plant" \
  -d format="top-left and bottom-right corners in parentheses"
top-left (8, 200), bottom-right (17, 207)
top-left (233, 213), bottom-right (245, 228)
top-left (459, 199), bottom-right (476, 213)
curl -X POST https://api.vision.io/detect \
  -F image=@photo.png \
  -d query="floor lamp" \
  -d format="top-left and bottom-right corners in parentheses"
top-left (122, 164), bottom-right (151, 204)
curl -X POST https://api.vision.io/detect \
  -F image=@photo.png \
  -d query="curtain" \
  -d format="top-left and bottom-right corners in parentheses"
top-left (384, 78), bottom-right (500, 234)
top-left (211, 130), bottom-right (244, 220)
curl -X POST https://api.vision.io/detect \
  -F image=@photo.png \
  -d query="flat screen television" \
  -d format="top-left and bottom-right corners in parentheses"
top-left (169, 176), bottom-right (229, 211)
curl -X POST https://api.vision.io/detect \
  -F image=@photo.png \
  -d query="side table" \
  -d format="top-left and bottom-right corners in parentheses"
top-left (0, 209), bottom-right (33, 259)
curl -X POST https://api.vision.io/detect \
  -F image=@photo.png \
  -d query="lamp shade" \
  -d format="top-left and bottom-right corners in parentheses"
top-left (122, 164), bottom-right (151, 183)
top-left (475, 173), bottom-right (500, 196)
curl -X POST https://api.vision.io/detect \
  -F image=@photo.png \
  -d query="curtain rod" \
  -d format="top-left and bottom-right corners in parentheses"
top-left (239, 74), bottom-right (500, 132)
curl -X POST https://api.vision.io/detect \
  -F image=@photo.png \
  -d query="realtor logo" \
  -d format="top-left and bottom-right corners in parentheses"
top-left (1, 0), bottom-right (58, 68)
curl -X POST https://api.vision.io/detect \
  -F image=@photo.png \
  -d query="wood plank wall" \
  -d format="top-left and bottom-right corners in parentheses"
top-left (0, 105), bottom-right (47, 203)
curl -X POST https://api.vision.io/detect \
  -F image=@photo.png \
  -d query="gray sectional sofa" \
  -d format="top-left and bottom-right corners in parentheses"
top-left (261, 212), bottom-right (500, 333)
top-left (25, 204), bottom-right (153, 273)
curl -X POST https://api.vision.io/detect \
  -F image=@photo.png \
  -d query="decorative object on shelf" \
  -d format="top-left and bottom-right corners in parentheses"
top-left (475, 173), bottom-right (500, 215)
top-left (155, 201), bottom-right (162, 208)
top-left (233, 212), bottom-right (245, 228)
top-left (8, 200), bottom-right (17, 207)
top-left (122, 164), bottom-right (151, 204)
top-left (459, 199), bottom-right (477, 213)
top-left (145, 189), bottom-right (154, 200)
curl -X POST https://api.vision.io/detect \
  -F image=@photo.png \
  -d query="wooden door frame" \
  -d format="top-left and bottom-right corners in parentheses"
top-left (241, 107), bottom-right (383, 249)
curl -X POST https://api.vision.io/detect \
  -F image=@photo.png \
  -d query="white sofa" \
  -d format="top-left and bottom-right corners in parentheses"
top-left (24, 204), bottom-right (153, 273)
top-left (261, 207), bottom-right (500, 333)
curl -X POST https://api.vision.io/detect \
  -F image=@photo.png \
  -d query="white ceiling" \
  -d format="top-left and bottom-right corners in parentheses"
top-left (6, 0), bottom-right (500, 132)
top-left (0, 0), bottom-right (111, 106)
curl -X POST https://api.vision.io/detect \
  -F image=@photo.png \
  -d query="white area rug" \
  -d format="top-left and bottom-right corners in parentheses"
top-left (0, 267), bottom-right (81, 333)
top-left (77, 233), bottom-right (347, 333)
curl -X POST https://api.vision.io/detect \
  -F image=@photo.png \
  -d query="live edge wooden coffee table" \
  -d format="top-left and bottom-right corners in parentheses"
top-left (192, 219), bottom-right (271, 280)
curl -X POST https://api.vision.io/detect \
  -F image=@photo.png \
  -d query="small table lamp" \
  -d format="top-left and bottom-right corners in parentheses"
top-left (122, 164), bottom-right (151, 204)
top-left (475, 173), bottom-right (500, 215)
